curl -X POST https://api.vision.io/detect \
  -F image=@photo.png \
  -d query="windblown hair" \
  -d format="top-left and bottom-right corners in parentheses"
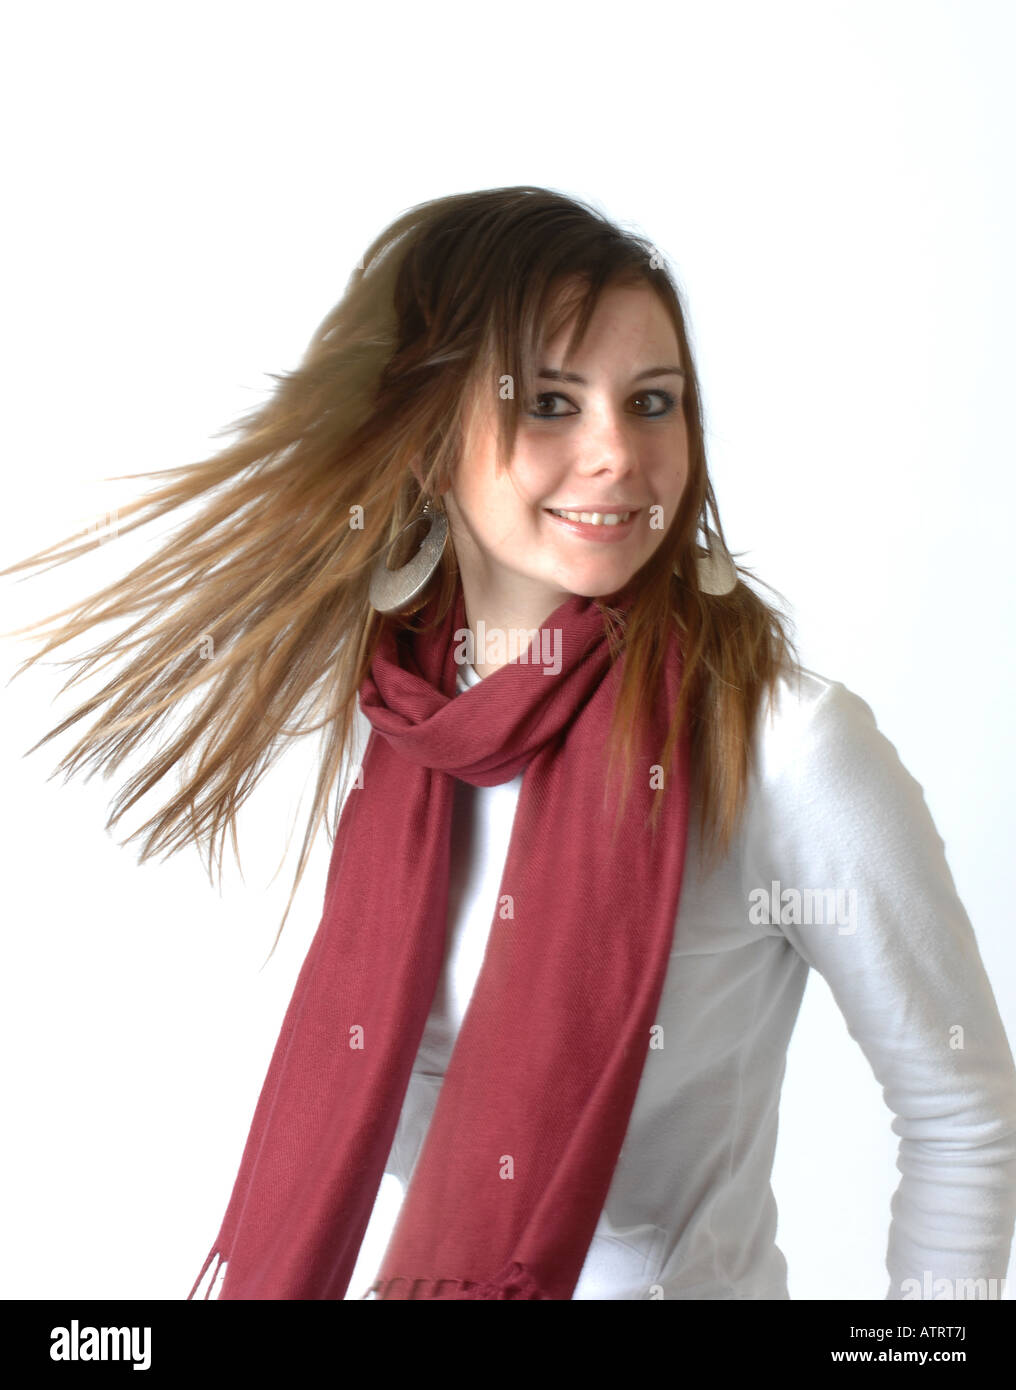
top-left (2, 185), bottom-right (797, 956)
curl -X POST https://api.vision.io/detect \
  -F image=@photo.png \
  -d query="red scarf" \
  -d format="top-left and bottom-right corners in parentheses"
top-left (188, 577), bottom-right (691, 1300)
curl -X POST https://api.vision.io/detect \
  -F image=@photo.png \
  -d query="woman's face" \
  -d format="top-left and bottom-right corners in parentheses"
top-left (445, 279), bottom-right (689, 610)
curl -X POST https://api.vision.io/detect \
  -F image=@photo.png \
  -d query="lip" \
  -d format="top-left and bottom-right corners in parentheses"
top-left (544, 507), bottom-right (641, 543)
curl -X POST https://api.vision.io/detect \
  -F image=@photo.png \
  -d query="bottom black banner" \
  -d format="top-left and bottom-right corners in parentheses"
top-left (1, 1296), bottom-right (1005, 1378)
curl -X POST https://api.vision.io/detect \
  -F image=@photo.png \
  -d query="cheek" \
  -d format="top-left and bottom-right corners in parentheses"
top-left (506, 449), bottom-right (567, 515)
top-left (646, 440), bottom-right (687, 493)
top-left (452, 451), bottom-right (501, 523)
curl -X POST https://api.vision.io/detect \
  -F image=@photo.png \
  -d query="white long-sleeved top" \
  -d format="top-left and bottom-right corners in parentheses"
top-left (353, 662), bottom-right (1016, 1299)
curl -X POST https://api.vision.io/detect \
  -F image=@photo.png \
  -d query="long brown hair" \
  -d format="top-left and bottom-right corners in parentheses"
top-left (1, 185), bottom-right (797, 957)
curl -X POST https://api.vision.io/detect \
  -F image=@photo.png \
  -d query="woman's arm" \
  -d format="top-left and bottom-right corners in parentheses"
top-left (747, 675), bottom-right (1016, 1299)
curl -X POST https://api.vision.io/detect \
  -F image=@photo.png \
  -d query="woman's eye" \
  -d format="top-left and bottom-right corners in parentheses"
top-left (528, 393), bottom-right (576, 417)
top-left (527, 390), bottom-right (678, 419)
top-left (631, 390), bottom-right (678, 417)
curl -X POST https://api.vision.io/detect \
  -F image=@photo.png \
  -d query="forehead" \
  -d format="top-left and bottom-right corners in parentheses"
top-left (540, 280), bottom-right (679, 362)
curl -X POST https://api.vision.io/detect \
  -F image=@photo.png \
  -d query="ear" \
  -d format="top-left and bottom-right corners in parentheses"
top-left (409, 458), bottom-right (451, 499)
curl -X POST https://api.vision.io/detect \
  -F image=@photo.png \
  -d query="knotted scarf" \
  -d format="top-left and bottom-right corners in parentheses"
top-left (187, 575), bottom-right (691, 1300)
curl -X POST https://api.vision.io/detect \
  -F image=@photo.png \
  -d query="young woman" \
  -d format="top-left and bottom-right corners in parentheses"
top-left (5, 186), bottom-right (1015, 1301)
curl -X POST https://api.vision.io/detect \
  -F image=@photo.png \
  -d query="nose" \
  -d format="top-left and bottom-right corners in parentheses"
top-left (573, 405), bottom-right (640, 480)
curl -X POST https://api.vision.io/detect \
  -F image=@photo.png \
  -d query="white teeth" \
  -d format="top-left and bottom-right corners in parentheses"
top-left (550, 509), bottom-right (631, 525)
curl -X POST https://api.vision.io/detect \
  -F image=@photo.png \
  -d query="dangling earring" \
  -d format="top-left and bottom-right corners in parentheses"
top-left (675, 525), bottom-right (738, 596)
top-left (368, 497), bottom-right (450, 614)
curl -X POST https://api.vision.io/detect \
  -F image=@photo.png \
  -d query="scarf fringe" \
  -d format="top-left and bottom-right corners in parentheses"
top-left (365, 1261), bottom-right (550, 1301)
top-left (187, 1246), bottom-right (226, 1301)
top-left (188, 1250), bottom-right (546, 1301)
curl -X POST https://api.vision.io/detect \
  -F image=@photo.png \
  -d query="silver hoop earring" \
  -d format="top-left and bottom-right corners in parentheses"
top-left (368, 498), bottom-right (449, 614)
top-left (675, 526), bottom-right (738, 596)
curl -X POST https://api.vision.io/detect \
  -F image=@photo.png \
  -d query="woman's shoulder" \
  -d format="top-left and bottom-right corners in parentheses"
top-left (749, 662), bottom-right (931, 839)
top-left (753, 663), bottom-right (878, 771)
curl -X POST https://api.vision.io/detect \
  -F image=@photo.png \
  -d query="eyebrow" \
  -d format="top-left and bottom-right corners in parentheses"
top-left (536, 365), bottom-right (686, 384)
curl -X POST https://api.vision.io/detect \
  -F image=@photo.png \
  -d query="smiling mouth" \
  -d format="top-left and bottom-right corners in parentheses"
top-left (545, 508), bottom-right (637, 526)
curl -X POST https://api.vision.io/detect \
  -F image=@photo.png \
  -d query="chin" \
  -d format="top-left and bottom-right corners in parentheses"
top-left (553, 570), bottom-right (637, 601)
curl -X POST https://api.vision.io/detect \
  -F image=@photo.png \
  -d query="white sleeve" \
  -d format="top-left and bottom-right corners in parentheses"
top-left (745, 677), bottom-right (1016, 1300)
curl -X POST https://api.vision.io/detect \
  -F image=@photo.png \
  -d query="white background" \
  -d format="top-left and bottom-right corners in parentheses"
top-left (1, 0), bottom-right (1013, 1301)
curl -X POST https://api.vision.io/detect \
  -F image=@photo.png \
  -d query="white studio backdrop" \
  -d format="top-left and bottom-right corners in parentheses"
top-left (0, 0), bottom-right (1012, 1301)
